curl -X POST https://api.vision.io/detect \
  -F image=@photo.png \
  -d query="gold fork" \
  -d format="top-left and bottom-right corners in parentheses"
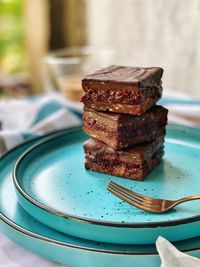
top-left (107, 181), bottom-right (200, 213)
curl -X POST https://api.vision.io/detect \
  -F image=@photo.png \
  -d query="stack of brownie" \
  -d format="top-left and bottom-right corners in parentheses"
top-left (81, 65), bottom-right (168, 181)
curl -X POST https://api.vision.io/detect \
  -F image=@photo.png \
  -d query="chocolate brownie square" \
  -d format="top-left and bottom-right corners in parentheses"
top-left (82, 65), bottom-right (163, 115)
top-left (84, 137), bottom-right (164, 181)
top-left (83, 105), bottom-right (168, 150)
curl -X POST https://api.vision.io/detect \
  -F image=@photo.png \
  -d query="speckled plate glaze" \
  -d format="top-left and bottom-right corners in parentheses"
top-left (13, 126), bottom-right (200, 244)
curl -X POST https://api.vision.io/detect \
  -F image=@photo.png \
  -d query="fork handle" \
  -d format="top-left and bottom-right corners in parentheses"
top-left (175, 195), bottom-right (200, 206)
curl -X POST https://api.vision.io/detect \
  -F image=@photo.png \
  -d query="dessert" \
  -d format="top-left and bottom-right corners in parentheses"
top-left (82, 65), bottom-right (167, 181)
top-left (83, 105), bottom-right (168, 150)
top-left (84, 137), bottom-right (164, 181)
top-left (82, 65), bottom-right (163, 115)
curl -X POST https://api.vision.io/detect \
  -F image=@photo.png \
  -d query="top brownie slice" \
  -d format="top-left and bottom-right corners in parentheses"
top-left (82, 65), bottom-right (163, 115)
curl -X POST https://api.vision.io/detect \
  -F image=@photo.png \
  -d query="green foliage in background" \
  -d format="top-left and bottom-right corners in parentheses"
top-left (0, 0), bottom-right (27, 74)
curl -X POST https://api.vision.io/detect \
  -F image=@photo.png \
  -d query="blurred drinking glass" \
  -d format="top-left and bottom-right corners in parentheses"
top-left (44, 47), bottom-right (115, 102)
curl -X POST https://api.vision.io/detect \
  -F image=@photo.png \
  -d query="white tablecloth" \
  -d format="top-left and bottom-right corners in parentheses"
top-left (0, 232), bottom-right (68, 267)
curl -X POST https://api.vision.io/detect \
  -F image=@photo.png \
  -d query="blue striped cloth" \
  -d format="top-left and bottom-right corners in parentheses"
top-left (158, 94), bottom-right (200, 128)
top-left (0, 94), bottom-right (81, 156)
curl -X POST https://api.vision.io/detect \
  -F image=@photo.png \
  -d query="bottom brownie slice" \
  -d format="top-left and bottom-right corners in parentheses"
top-left (83, 137), bottom-right (164, 181)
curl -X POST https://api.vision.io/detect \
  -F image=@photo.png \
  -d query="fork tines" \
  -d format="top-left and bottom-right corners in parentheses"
top-left (107, 181), bottom-right (159, 213)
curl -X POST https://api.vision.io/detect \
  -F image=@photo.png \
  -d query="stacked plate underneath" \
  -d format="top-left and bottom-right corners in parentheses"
top-left (1, 126), bottom-right (200, 267)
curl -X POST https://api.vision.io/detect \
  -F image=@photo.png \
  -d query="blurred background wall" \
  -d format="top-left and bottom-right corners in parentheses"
top-left (0, 0), bottom-right (200, 98)
top-left (87, 0), bottom-right (200, 96)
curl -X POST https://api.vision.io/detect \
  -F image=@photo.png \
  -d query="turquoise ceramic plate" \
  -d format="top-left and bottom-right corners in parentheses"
top-left (1, 130), bottom-right (200, 266)
top-left (13, 126), bottom-right (200, 244)
top-left (0, 130), bottom-right (160, 267)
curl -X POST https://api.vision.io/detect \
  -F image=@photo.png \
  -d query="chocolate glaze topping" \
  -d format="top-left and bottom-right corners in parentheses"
top-left (82, 65), bottom-right (163, 87)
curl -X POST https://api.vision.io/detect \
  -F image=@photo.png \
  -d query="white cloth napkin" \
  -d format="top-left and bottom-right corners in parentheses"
top-left (156, 236), bottom-right (200, 267)
top-left (0, 93), bottom-right (200, 267)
